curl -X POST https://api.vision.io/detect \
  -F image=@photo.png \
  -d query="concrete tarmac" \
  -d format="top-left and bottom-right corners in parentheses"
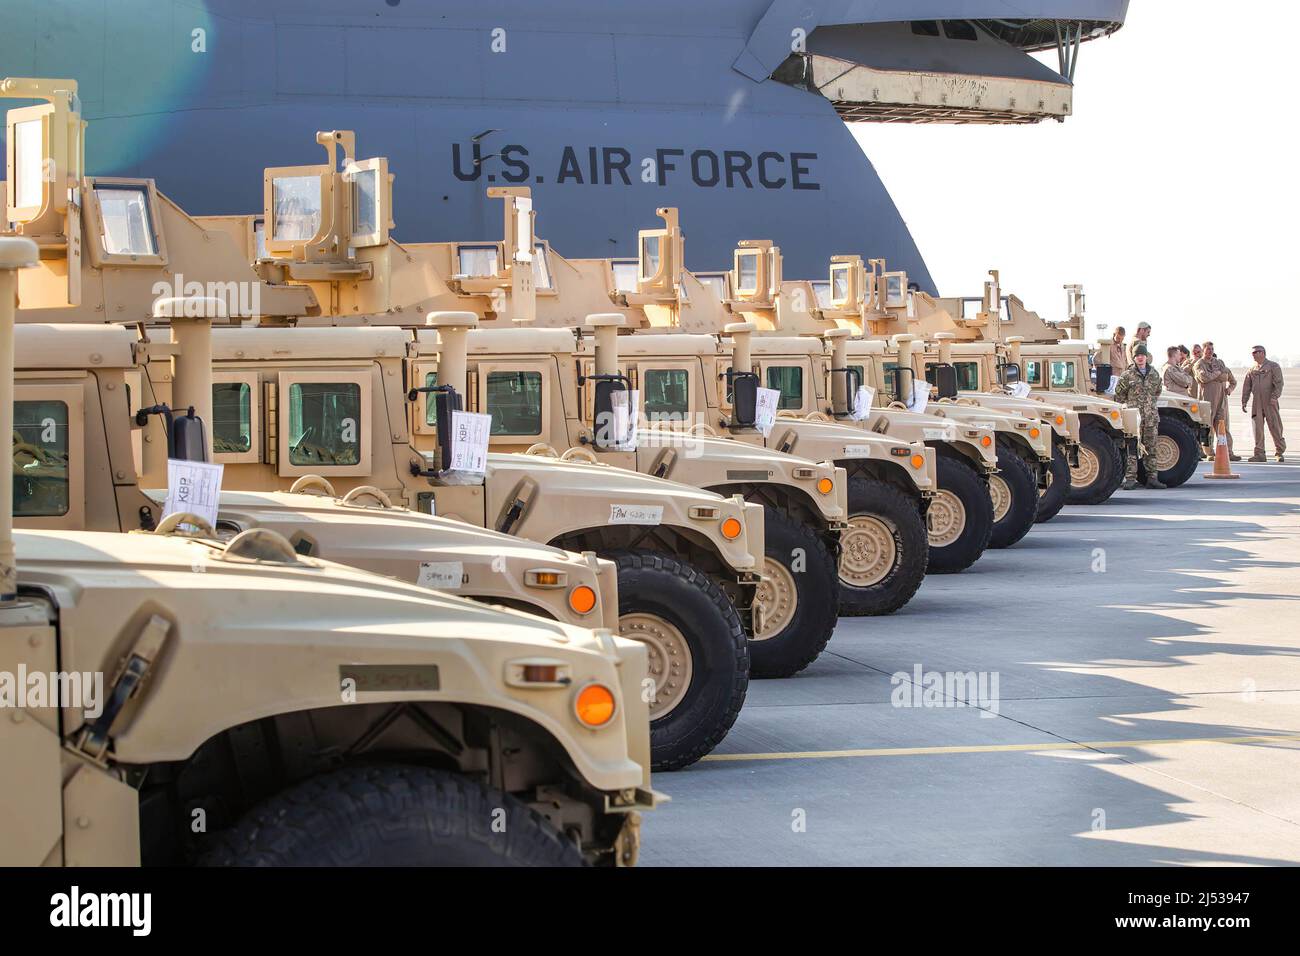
top-left (643, 382), bottom-right (1300, 866)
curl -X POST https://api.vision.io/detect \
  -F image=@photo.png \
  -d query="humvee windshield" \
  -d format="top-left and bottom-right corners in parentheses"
top-left (486, 370), bottom-right (542, 435)
top-left (214, 381), bottom-right (252, 454)
top-left (1050, 361), bottom-right (1076, 389)
top-left (643, 368), bottom-right (689, 420)
top-left (765, 366), bottom-right (803, 410)
top-left (288, 382), bottom-right (361, 465)
top-left (13, 400), bottom-right (69, 516)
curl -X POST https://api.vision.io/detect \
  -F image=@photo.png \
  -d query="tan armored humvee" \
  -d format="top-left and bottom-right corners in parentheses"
top-left (0, 234), bottom-right (658, 867)
top-left (237, 174), bottom-right (940, 598)
top-left (206, 137), bottom-right (938, 637)
top-left (782, 255), bottom-right (1073, 538)
top-left (12, 321), bottom-right (620, 632)
top-left (2, 79), bottom-right (761, 772)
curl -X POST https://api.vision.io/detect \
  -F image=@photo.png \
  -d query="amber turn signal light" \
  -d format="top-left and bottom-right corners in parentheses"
top-left (575, 683), bottom-right (616, 727)
top-left (816, 477), bottom-right (834, 495)
top-left (910, 454), bottom-right (925, 469)
top-left (721, 516), bottom-right (743, 539)
top-left (980, 435), bottom-right (993, 447)
top-left (569, 585), bottom-right (597, 615)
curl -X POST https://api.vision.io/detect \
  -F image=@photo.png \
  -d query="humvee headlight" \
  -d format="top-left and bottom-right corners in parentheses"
top-left (720, 517), bottom-right (743, 539)
top-left (910, 454), bottom-right (925, 469)
top-left (575, 683), bottom-right (617, 728)
top-left (568, 585), bottom-right (597, 615)
top-left (980, 435), bottom-right (993, 448)
top-left (1029, 427), bottom-right (1041, 439)
top-left (816, 477), bottom-right (834, 495)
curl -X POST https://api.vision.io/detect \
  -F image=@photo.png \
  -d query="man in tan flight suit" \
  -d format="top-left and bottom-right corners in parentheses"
top-left (1127, 321), bottom-right (1153, 366)
top-left (1242, 345), bottom-right (1286, 462)
top-left (1162, 346), bottom-right (1193, 396)
top-left (1109, 327), bottom-right (1129, 378)
top-left (1179, 345), bottom-right (1199, 399)
top-left (1194, 340), bottom-right (1240, 461)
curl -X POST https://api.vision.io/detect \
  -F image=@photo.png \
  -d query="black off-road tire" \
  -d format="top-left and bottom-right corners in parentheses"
top-left (609, 549), bottom-right (748, 771)
top-left (927, 456), bottom-right (993, 574)
top-left (988, 442), bottom-right (1038, 548)
top-left (1035, 444), bottom-right (1071, 523)
top-left (1067, 423), bottom-right (1124, 505)
top-left (838, 476), bottom-right (929, 616)
top-left (1137, 415), bottom-right (1201, 488)
top-left (200, 764), bottom-right (584, 866)
top-left (750, 507), bottom-right (840, 678)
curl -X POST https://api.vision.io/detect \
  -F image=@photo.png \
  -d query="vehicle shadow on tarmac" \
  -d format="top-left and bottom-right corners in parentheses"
top-left (644, 464), bottom-right (1300, 865)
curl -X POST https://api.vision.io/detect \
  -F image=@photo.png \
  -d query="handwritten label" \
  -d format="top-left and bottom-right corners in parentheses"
top-left (908, 380), bottom-right (931, 414)
top-left (417, 561), bottom-right (464, 590)
top-left (923, 426), bottom-right (956, 441)
top-left (449, 410), bottom-right (491, 474)
top-left (609, 504), bottom-right (663, 525)
top-left (163, 459), bottom-right (223, 530)
top-left (1009, 381), bottom-right (1031, 399)
top-left (754, 387), bottom-right (781, 437)
top-left (841, 445), bottom-right (875, 458)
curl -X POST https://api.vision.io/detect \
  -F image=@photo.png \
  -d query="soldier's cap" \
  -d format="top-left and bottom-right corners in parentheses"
top-left (1132, 345), bottom-right (1150, 358)
top-left (1136, 321), bottom-right (1152, 331)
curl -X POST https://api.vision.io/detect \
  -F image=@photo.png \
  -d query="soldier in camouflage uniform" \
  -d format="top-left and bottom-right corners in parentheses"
top-left (1115, 344), bottom-right (1166, 490)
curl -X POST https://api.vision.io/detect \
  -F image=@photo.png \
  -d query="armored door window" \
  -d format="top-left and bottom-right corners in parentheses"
top-left (13, 400), bottom-right (69, 517)
top-left (423, 371), bottom-right (439, 426)
top-left (610, 260), bottom-right (638, 293)
top-left (1050, 361), bottom-right (1076, 389)
top-left (457, 244), bottom-right (499, 278)
top-left (13, 118), bottom-right (44, 211)
top-left (271, 175), bottom-right (323, 242)
top-left (642, 368), bottom-right (690, 421)
top-left (485, 370), bottom-right (543, 436)
top-left (213, 382), bottom-right (252, 454)
top-left (532, 243), bottom-right (554, 290)
top-left (96, 185), bottom-right (156, 256)
top-left (1025, 361), bottom-right (1044, 385)
top-left (765, 366), bottom-right (804, 410)
top-left (286, 381), bottom-right (364, 469)
top-left (955, 361), bottom-right (980, 391)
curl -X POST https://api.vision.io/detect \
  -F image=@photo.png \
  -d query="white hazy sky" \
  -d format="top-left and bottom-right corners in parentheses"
top-left (852, 1), bottom-right (1300, 367)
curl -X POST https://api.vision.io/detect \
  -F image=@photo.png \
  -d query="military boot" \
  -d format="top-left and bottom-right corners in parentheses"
top-left (1248, 454), bottom-right (1267, 462)
top-left (1145, 478), bottom-right (1167, 489)
top-left (1121, 478), bottom-right (1140, 491)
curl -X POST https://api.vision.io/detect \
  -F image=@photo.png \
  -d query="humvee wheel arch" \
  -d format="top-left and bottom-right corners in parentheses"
top-left (202, 764), bottom-right (586, 867)
top-left (138, 700), bottom-right (630, 866)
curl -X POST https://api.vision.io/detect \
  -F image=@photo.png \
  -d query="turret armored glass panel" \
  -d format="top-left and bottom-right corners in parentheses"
top-left (13, 118), bottom-right (43, 210)
top-left (96, 185), bottom-right (156, 256)
top-left (272, 175), bottom-right (322, 242)
top-left (457, 245), bottom-right (498, 277)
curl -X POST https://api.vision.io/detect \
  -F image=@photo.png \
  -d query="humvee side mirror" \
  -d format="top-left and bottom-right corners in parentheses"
top-left (829, 366), bottom-right (861, 416)
top-left (997, 362), bottom-right (1021, 385)
top-left (890, 365), bottom-right (914, 404)
top-left (931, 364), bottom-right (958, 400)
top-left (580, 372), bottom-right (632, 450)
top-left (407, 383), bottom-right (463, 473)
top-left (135, 404), bottom-right (210, 462)
top-left (1092, 362), bottom-right (1113, 393)
top-left (729, 371), bottom-right (759, 427)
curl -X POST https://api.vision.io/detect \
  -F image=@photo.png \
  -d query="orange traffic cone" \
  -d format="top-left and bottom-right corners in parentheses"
top-left (1204, 420), bottom-right (1239, 480)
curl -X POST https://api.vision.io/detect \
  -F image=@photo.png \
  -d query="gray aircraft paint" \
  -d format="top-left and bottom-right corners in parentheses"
top-left (0, 0), bottom-right (1127, 287)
